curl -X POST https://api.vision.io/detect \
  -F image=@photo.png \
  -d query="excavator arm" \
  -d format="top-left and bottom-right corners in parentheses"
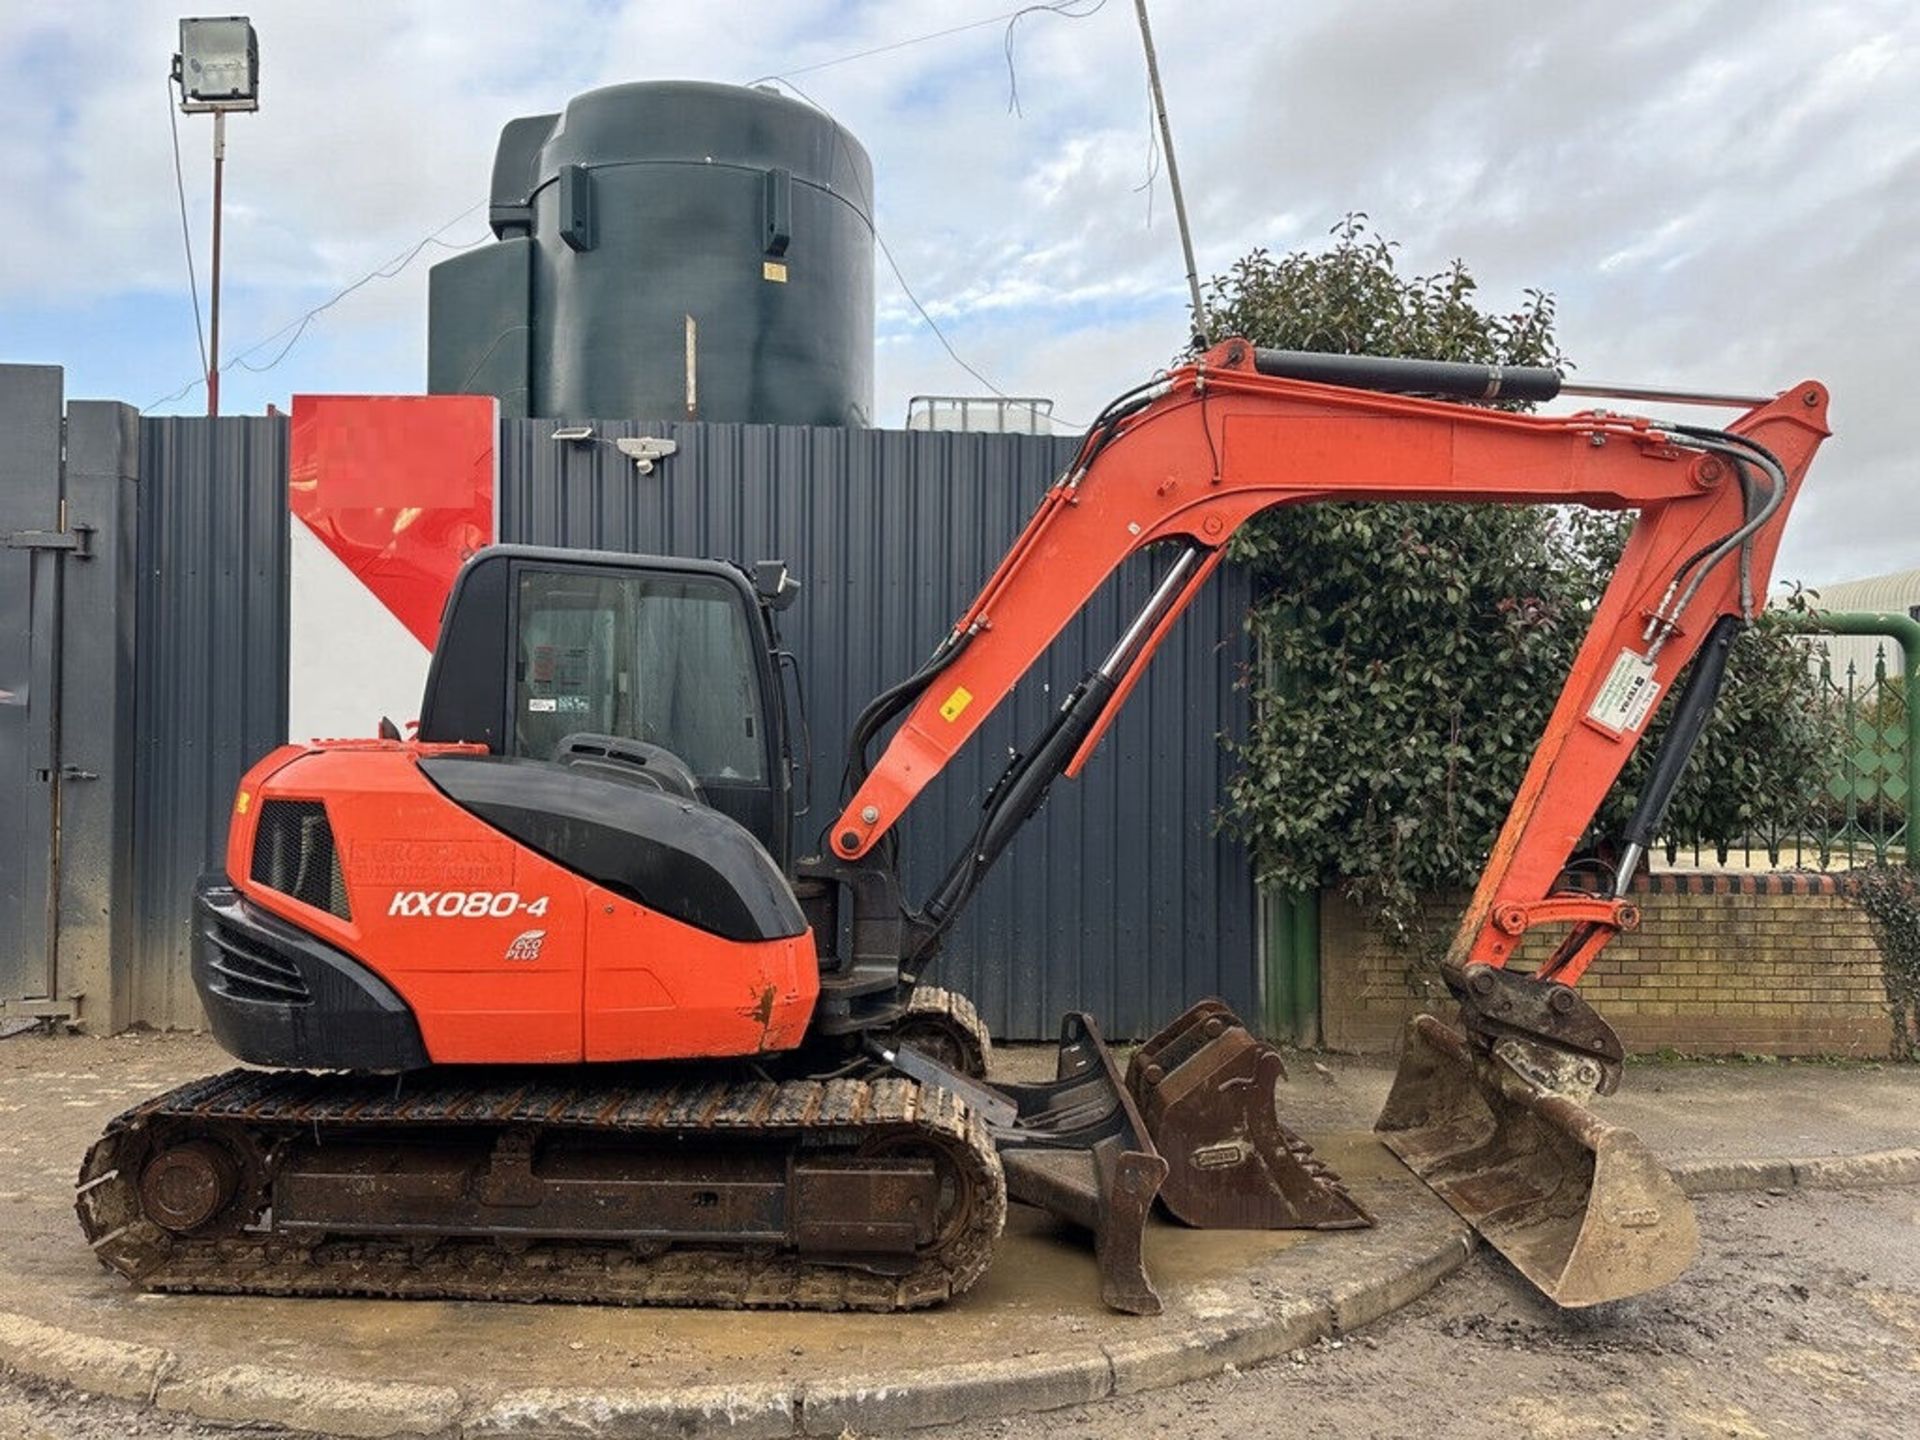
top-left (830, 337), bottom-right (1830, 1306)
top-left (834, 338), bottom-right (1828, 984)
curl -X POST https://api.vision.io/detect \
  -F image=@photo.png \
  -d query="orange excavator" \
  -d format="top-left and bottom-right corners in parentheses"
top-left (78, 340), bottom-right (1828, 1314)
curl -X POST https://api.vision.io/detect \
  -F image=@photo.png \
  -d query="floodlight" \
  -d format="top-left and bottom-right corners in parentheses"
top-left (176, 17), bottom-right (259, 113)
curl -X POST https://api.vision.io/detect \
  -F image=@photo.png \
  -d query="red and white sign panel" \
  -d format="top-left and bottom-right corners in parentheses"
top-left (288, 395), bottom-right (498, 741)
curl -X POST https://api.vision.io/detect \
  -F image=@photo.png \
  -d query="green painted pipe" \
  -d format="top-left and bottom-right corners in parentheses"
top-left (1786, 610), bottom-right (1920, 868)
top-left (1289, 887), bottom-right (1321, 1047)
top-left (1260, 886), bottom-right (1297, 1040)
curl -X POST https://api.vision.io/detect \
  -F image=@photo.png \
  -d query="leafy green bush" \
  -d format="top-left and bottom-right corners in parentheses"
top-left (1845, 866), bottom-right (1920, 1059)
top-left (1206, 217), bottom-right (1836, 938)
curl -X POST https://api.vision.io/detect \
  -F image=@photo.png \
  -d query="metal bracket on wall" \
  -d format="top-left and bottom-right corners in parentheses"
top-left (614, 437), bottom-right (678, 475)
top-left (0, 997), bottom-right (80, 1023)
top-left (5, 524), bottom-right (94, 558)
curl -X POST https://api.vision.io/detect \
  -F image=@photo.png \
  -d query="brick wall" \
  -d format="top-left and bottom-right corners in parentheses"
top-left (1320, 873), bottom-right (1895, 1057)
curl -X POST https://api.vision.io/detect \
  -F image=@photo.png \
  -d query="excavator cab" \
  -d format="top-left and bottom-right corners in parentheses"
top-left (416, 547), bottom-right (799, 869)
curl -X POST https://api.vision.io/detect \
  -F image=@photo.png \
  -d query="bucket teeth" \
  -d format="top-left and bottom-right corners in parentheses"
top-left (1126, 1001), bottom-right (1373, 1231)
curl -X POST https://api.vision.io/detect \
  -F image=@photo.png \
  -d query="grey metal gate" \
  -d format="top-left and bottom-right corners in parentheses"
top-left (0, 367), bottom-right (63, 1013)
top-left (0, 366), bottom-right (139, 1026)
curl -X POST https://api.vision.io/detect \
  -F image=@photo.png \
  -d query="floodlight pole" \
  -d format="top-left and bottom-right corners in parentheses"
top-left (207, 110), bottom-right (225, 416)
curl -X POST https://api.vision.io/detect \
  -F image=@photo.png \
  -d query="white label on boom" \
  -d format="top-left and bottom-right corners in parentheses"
top-left (1587, 649), bottom-right (1661, 736)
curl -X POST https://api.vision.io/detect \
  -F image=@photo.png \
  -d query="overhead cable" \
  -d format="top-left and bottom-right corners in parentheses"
top-left (165, 76), bottom-right (209, 381)
top-left (755, 73), bottom-right (1086, 432)
top-left (144, 201), bottom-right (487, 411)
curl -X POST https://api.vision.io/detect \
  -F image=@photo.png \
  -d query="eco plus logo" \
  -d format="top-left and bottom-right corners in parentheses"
top-left (504, 930), bottom-right (547, 962)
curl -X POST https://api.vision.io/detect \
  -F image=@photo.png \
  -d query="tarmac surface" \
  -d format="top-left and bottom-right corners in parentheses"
top-left (2, 1031), bottom-right (1916, 1437)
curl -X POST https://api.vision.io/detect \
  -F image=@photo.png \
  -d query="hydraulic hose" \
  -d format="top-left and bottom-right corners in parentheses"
top-left (1644, 428), bottom-right (1788, 654)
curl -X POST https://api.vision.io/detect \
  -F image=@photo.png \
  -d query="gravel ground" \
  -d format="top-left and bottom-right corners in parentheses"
top-left (2, 1186), bottom-right (1915, 1439)
top-left (911, 1186), bottom-right (1920, 1440)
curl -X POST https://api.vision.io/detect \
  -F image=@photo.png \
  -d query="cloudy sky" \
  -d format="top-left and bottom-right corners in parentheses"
top-left (3, 1), bottom-right (1913, 585)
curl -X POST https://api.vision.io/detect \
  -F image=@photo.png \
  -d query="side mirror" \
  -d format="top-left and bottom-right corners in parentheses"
top-left (753, 560), bottom-right (802, 612)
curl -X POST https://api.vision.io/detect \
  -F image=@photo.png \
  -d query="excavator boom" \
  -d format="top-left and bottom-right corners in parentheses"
top-left (827, 338), bottom-right (1829, 1304)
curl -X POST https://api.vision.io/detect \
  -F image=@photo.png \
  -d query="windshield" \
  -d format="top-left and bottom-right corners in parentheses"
top-left (512, 567), bottom-right (765, 784)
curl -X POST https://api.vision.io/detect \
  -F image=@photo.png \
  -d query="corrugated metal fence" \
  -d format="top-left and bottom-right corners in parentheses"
top-left (127, 415), bottom-right (1255, 1039)
top-left (133, 418), bottom-right (289, 1027)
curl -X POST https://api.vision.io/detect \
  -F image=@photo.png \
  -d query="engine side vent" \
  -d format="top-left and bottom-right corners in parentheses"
top-left (250, 800), bottom-right (350, 920)
top-left (200, 918), bottom-right (313, 1005)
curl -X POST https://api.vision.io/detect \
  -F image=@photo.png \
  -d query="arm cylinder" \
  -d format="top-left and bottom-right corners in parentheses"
top-left (1612, 615), bottom-right (1744, 891)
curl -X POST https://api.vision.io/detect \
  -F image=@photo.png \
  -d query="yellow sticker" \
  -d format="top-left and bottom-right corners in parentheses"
top-left (939, 686), bottom-right (974, 723)
top-left (762, 261), bottom-right (789, 283)
top-left (235, 790), bottom-right (251, 815)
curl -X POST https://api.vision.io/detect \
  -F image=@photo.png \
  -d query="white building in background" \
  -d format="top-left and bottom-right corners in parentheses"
top-left (1787, 566), bottom-right (1920, 681)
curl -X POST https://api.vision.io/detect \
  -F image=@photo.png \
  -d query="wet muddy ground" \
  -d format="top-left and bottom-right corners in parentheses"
top-left (915, 1185), bottom-right (1920, 1440)
top-left (3, 1186), bottom-right (1915, 1439)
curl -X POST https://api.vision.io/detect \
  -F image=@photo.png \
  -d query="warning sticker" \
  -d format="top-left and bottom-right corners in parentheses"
top-left (1586, 649), bottom-right (1661, 736)
top-left (939, 686), bottom-right (974, 723)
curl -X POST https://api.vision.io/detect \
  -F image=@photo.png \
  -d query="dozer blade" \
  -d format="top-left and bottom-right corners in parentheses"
top-left (1376, 1013), bottom-right (1698, 1307)
top-left (984, 1012), bottom-right (1171, 1315)
top-left (893, 1000), bottom-right (1370, 1315)
top-left (1127, 1000), bottom-right (1372, 1230)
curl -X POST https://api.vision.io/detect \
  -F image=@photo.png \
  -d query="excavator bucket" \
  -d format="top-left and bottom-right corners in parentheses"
top-left (1376, 1013), bottom-right (1698, 1307)
top-left (946, 1000), bottom-right (1370, 1315)
top-left (1127, 1000), bottom-right (1372, 1230)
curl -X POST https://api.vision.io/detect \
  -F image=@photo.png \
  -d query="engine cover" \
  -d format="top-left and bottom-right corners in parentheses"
top-left (213, 740), bottom-right (819, 1065)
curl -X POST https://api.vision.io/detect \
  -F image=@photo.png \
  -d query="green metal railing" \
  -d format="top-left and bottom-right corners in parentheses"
top-left (1664, 611), bottom-right (1920, 871)
top-left (1791, 612), bottom-right (1920, 869)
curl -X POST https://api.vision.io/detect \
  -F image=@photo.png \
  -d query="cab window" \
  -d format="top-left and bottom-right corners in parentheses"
top-left (511, 568), bottom-right (766, 785)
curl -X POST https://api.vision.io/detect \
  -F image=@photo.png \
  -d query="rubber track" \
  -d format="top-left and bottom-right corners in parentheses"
top-left (75, 1068), bottom-right (1006, 1312)
top-left (897, 984), bottom-right (993, 1078)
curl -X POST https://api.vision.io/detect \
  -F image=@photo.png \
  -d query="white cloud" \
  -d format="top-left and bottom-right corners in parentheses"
top-left (2, 0), bottom-right (1914, 583)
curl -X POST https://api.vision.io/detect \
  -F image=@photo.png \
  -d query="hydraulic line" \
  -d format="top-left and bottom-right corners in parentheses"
top-left (1674, 427), bottom-right (1790, 611)
top-left (840, 374), bottom-right (1172, 810)
top-left (841, 629), bottom-right (973, 798)
top-left (1641, 429), bottom-right (1787, 655)
top-left (1610, 614), bottom-right (1746, 894)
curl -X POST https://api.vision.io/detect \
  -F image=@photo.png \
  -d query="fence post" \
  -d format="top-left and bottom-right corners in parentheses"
top-left (1252, 605), bottom-right (1324, 1045)
top-left (1787, 611), bottom-right (1920, 869)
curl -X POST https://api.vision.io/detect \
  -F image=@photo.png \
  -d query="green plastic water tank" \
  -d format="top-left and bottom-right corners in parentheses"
top-left (429, 81), bottom-right (874, 426)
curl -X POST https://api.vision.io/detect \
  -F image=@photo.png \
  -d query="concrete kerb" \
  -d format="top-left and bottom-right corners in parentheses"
top-left (1669, 1146), bottom-right (1920, 1196)
top-left (0, 1209), bottom-right (1470, 1439)
top-left (8, 1147), bottom-right (1916, 1438)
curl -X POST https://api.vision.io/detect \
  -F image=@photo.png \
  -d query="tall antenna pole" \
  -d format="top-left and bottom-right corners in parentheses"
top-left (208, 109), bottom-right (226, 417)
top-left (1132, 0), bottom-right (1207, 347)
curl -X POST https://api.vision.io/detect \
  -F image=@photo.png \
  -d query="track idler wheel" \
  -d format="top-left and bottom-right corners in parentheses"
top-left (1127, 1000), bottom-right (1372, 1230)
top-left (883, 985), bottom-right (992, 1079)
top-left (139, 1139), bottom-right (241, 1233)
